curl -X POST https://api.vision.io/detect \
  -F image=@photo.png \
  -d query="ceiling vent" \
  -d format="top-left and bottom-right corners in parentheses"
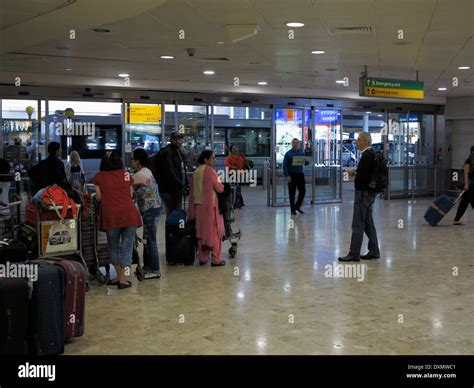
top-left (329, 26), bottom-right (373, 35)
top-left (198, 57), bottom-right (230, 62)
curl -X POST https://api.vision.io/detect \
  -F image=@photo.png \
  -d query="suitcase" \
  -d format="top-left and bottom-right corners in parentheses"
top-left (165, 209), bottom-right (195, 266)
top-left (424, 192), bottom-right (463, 226)
top-left (46, 259), bottom-right (85, 341)
top-left (0, 278), bottom-right (29, 355)
top-left (18, 224), bottom-right (38, 259)
top-left (0, 239), bottom-right (28, 265)
top-left (29, 261), bottom-right (65, 355)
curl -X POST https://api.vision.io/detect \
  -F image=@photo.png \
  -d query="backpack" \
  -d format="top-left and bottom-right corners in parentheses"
top-left (40, 184), bottom-right (78, 220)
top-left (368, 151), bottom-right (389, 193)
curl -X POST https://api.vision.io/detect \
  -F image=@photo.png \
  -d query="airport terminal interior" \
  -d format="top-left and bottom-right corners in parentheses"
top-left (0, 0), bottom-right (473, 356)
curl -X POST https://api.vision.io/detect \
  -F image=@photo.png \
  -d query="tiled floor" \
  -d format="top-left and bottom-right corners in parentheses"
top-left (65, 186), bottom-right (474, 355)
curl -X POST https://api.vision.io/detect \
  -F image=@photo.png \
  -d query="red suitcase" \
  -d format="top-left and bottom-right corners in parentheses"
top-left (46, 259), bottom-right (86, 341)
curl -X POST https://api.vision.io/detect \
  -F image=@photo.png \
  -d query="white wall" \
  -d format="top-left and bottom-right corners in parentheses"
top-left (447, 119), bottom-right (474, 169)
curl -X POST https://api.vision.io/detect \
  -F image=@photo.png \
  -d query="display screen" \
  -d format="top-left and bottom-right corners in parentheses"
top-left (275, 108), bottom-right (304, 164)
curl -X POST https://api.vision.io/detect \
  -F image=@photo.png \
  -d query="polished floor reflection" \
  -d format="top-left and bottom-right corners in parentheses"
top-left (65, 187), bottom-right (474, 355)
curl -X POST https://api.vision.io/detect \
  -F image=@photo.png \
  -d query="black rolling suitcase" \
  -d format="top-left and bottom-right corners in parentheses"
top-left (29, 261), bottom-right (65, 355)
top-left (0, 278), bottom-right (29, 355)
top-left (0, 239), bottom-right (28, 264)
top-left (165, 209), bottom-right (195, 266)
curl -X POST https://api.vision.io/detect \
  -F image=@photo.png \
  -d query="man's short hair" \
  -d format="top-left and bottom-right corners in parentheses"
top-left (470, 145), bottom-right (474, 153)
top-left (358, 132), bottom-right (372, 146)
top-left (292, 138), bottom-right (300, 142)
top-left (47, 141), bottom-right (61, 156)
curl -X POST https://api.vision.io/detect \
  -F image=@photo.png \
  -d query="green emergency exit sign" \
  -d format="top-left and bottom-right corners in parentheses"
top-left (359, 77), bottom-right (424, 99)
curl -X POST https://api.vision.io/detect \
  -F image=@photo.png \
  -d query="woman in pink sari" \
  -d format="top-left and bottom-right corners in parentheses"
top-left (188, 150), bottom-right (226, 266)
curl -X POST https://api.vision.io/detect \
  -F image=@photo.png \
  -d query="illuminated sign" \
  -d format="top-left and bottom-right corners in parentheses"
top-left (359, 77), bottom-right (424, 100)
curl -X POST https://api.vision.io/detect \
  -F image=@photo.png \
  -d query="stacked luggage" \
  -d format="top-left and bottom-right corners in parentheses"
top-left (0, 185), bottom-right (86, 355)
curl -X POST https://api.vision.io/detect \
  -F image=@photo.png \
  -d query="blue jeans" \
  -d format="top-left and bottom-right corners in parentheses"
top-left (142, 207), bottom-right (161, 272)
top-left (105, 226), bottom-right (137, 268)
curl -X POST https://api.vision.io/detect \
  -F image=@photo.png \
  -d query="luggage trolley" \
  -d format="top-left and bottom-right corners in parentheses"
top-left (219, 183), bottom-right (241, 258)
top-left (33, 203), bottom-right (91, 288)
top-left (81, 192), bottom-right (110, 284)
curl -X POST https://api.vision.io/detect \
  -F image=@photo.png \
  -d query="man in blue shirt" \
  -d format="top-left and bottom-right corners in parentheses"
top-left (283, 138), bottom-right (307, 215)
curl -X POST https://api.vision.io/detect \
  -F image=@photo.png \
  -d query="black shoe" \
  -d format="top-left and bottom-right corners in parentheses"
top-left (360, 253), bottom-right (380, 260)
top-left (338, 255), bottom-right (360, 262)
top-left (291, 210), bottom-right (297, 215)
top-left (296, 208), bottom-right (304, 214)
top-left (199, 261), bottom-right (207, 266)
top-left (211, 260), bottom-right (226, 267)
top-left (117, 281), bottom-right (132, 290)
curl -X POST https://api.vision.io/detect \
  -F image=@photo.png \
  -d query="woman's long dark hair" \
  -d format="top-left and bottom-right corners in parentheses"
top-left (132, 148), bottom-right (151, 169)
top-left (100, 150), bottom-right (123, 171)
top-left (196, 150), bottom-right (214, 165)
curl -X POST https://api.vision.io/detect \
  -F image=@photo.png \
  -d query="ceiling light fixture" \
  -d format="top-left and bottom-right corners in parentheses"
top-left (118, 73), bottom-right (129, 77)
top-left (458, 66), bottom-right (471, 70)
top-left (258, 81), bottom-right (267, 85)
top-left (286, 22), bottom-right (304, 28)
top-left (217, 41), bottom-right (224, 45)
top-left (437, 87), bottom-right (447, 91)
top-left (66, 68), bottom-right (72, 71)
top-left (336, 80), bottom-right (345, 84)
top-left (203, 70), bottom-right (215, 75)
top-left (160, 55), bottom-right (174, 59)
top-left (366, 111), bottom-right (372, 114)
top-left (311, 50), bottom-right (325, 54)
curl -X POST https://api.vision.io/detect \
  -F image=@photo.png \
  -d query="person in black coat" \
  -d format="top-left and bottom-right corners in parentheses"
top-left (152, 132), bottom-right (189, 215)
top-left (27, 141), bottom-right (73, 197)
top-left (339, 132), bottom-right (381, 262)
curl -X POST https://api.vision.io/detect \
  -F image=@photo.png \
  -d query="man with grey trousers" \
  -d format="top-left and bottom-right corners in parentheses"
top-left (339, 132), bottom-right (380, 262)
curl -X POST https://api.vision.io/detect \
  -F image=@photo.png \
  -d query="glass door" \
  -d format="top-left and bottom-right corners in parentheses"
top-left (272, 107), bottom-right (310, 206)
top-left (313, 109), bottom-right (342, 202)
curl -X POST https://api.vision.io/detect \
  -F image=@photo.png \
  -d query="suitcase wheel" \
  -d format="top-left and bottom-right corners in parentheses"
top-left (228, 247), bottom-right (237, 258)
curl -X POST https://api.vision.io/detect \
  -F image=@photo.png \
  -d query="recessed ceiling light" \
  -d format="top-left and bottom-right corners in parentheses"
top-left (458, 66), bottom-right (471, 70)
top-left (93, 28), bottom-right (111, 33)
top-left (118, 73), bottom-right (129, 77)
top-left (286, 22), bottom-right (304, 28)
top-left (336, 80), bottom-right (345, 84)
top-left (217, 41), bottom-right (224, 45)
top-left (377, 114), bottom-right (383, 117)
top-left (438, 87), bottom-right (447, 91)
top-left (203, 70), bottom-right (215, 75)
top-left (311, 50), bottom-right (325, 55)
top-left (258, 81), bottom-right (267, 85)
top-left (366, 111), bottom-right (372, 114)
top-left (160, 55), bottom-right (174, 59)
top-left (66, 68), bottom-right (72, 71)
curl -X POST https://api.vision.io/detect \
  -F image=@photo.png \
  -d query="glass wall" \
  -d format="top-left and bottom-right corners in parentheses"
top-left (177, 104), bottom-right (209, 167)
top-left (124, 102), bottom-right (162, 156)
top-left (46, 100), bottom-right (122, 179)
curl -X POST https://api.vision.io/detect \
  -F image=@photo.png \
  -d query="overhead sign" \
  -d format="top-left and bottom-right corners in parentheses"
top-left (359, 77), bottom-right (424, 100)
top-left (126, 104), bottom-right (162, 124)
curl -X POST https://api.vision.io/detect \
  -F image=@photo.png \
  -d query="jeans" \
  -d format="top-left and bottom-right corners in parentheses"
top-left (142, 207), bottom-right (161, 272)
top-left (105, 226), bottom-right (137, 268)
top-left (160, 193), bottom-right (181, 216)
top-left (349, 190), bottom-right (380, 258)
top-left (288, 173), bottom-right (306, 211)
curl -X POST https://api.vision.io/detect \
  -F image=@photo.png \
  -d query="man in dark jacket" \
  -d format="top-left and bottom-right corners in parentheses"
top-left (28, 141), bottom-right (71, 196)
top-left (453, 145), bottom-right (474, 225)
top-left (339, 132), bottom-right (380, 262)
top-left (153, 132), bottom-right (189, 215)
